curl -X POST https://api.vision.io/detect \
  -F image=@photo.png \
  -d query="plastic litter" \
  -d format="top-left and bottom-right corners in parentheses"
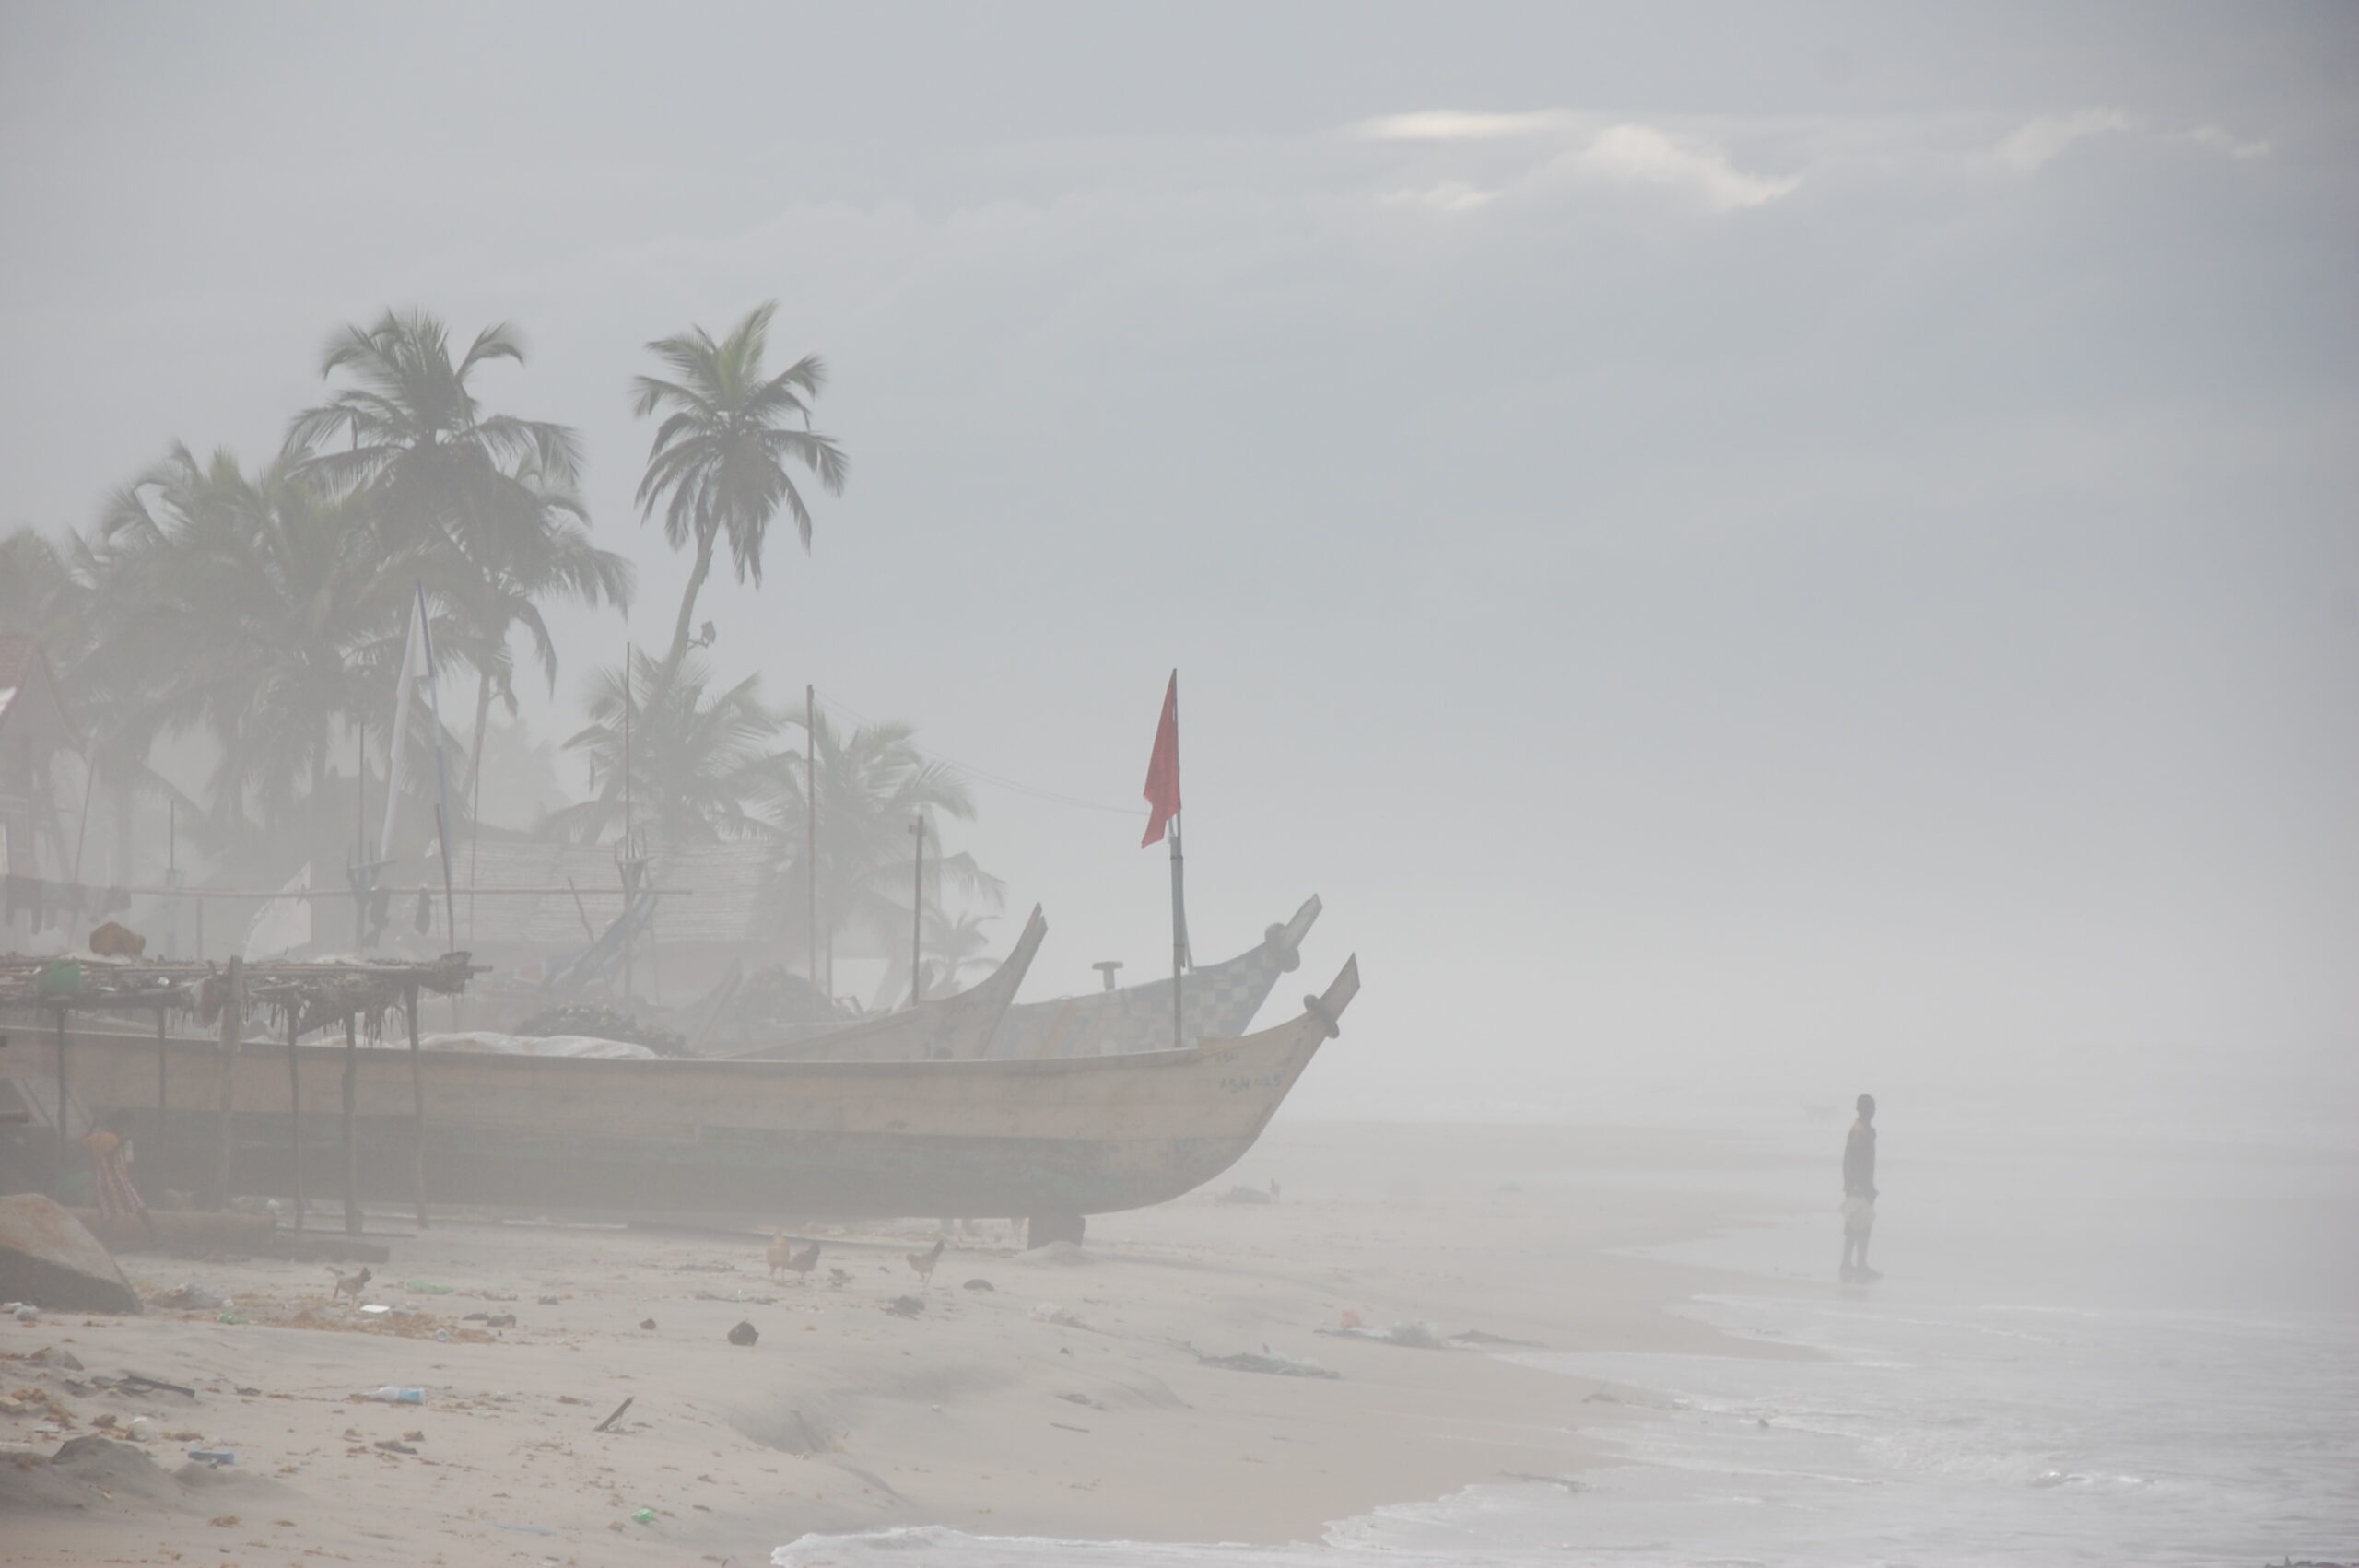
top-left (368, 1386), bottom-right (426, 1404)
top-left (403, 1281), bottom-right (455, 1295)
top-left (126, 1416), bottom-right (158, 1442)
top-left (631, 1507), bottom-right (655, 1524)
top-left (186, 1448), bottom-right (235, 1467)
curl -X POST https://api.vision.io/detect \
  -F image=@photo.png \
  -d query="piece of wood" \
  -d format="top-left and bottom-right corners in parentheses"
top-left (212, 957), bottom-right (241, 1209)
top-left (286, 1012), bottom-right (305, 1233)
top-left (342, 1013), bottom-right (360, 1236)
top-left (153, 1008), bottom-right (168, 1194)
top-left (52, 1009), bottom-right (68, 1199)
top-left (406, 984), bottom-right (428, 1230)
top-left (593, 1395), bottom-right (633, 1433)
top-left (120, 1371), bottom-right (196, 1398)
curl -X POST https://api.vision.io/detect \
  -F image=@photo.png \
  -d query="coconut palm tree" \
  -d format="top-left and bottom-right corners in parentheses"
top-left (418, 454), bottom-right (635, 801)
top-left (630, 302), bottom-right (847, 673)
top-left (768, 707), bottom-right (1001, 997)
top-left (546, 648), bottom-right (786, 850)
top-left (286, 310), bottom-right (582, 555)
top-left (93, 445), bottom-right (418, 865)
top-left (284, 310), bottom-right (623, 799)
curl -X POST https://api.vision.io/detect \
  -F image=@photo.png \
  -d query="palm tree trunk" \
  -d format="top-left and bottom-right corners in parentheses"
top-left (663, 525), bottom-right (719, 677)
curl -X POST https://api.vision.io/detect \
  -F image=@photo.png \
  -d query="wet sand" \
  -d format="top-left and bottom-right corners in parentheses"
top-left (1, 1121), bottom-right (1806, 1564)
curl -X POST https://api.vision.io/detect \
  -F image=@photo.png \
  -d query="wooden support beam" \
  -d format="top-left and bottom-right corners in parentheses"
top-left (212, 955), bottom-right (241, 1209)
top-left (406, 984), bottom-right (428, 1230)
top-left (53, 1008), bottom-right (68, 1199)
top-left (342, 1013), bottom-right (360, 1236)
top-left (286, 1011), bottom-right (305, 1234)
top-left (153, 1007), bottom-right (168, 1194)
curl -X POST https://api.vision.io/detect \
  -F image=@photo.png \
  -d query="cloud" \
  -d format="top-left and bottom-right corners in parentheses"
top-left (1562, 123), bottom-right (1802, 211)
top-left (1381, 180), bottom-right (1498, 214)
top-left (2188, 124), bottom-right (2271, 160)
top-left (1355, 109), bottom-right (1578, 142)
top-left (1989, 109), bottom-right (2131, 173)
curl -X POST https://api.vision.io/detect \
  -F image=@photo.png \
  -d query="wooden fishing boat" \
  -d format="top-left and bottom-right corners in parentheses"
top-left (713, 905), bottom-right (1047, 1061)
top-left (7, 957), bottom-right (1358, 1229)
top-left (987, 895), bottom-right (1320, 1059)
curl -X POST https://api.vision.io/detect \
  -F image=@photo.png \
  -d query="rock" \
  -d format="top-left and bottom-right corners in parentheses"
top-left (727, 1319), bottom-right (758, 1346)
top-left (962, 1278), bottom-right (995, 1292)
top-left (0, 1195), bottom-right (142, 1314)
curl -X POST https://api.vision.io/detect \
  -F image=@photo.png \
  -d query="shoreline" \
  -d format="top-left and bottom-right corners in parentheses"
top-left (2, 1120), bottom-right (1810, 1562)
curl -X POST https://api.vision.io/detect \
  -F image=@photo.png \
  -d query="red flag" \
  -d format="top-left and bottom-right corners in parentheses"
top-left (1141, 672), bottom-right (1180, 847)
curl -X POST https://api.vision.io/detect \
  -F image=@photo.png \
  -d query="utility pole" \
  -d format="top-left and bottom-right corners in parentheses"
top-left (806, 685), bottom-right (818, 990)
top-left (908, 815), bottom-right (924, 1006)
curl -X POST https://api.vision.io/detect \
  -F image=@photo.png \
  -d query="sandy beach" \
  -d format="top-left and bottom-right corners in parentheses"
top-left (2, 1121), bottom-right (1811, 1565)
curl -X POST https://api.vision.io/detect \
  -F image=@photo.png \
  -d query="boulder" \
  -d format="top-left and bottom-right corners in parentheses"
top-left (0, 1193), bottom-right (142, 1314)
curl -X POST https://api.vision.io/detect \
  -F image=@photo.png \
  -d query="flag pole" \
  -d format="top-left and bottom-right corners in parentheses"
top-left (1168, 674), bottom-right (1185, 1053)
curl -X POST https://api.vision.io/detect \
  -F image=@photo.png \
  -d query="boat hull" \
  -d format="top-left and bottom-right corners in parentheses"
top-left (987, 895), bottom-right (1320, 1059)
top-left (6, 957), bottom-right (1356, 1219)
top-left (718, 905), bottom-right (1046, 1061)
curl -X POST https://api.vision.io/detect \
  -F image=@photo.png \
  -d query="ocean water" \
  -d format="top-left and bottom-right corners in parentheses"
top-left (776, 1099), bottom-right (2359, 1568)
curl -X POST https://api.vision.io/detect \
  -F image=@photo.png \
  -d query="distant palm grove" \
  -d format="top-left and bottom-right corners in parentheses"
top-left (0, 305), bottom-right (994, 1000)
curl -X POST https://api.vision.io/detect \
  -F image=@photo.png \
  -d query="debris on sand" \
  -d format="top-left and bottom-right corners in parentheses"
top-left (882, 1295), bottom-right (926, 1318)
top-left (728, 1319), bottom-right (758, 1346)
top-left (1449, 1328), bottom-right (1547, 1350)
top-left (1191, 1345), bottom-right (1338, 1379)
top-left (962, 1278), bottom-right (996, 1292)
top-left (1319, 1318), bottom-right (1449, 1349)
top-left (151, 1282), bottom-right (226, 1312)
top-left (1029, 1302), bottom-right (1086, 1328)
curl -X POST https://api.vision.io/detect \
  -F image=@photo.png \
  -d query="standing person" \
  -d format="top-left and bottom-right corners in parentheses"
top-left (1840, 1093), bottom-right (1880, 1281)
top-left (83, 1109), bottom-right (154, 1243)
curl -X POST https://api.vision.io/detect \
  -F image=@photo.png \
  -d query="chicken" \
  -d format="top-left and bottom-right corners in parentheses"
top-left (769, 1232), bottom-right (822, 1283)
top-left (905, 1237), bottom-right (946, 1288)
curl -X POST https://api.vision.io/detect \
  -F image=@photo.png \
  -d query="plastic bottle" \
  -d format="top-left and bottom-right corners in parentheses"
top-left (369, 1386), bottom-right (426, 1404)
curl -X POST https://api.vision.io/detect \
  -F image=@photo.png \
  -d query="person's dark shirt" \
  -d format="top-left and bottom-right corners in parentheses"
top-left (1843, 1119), bottom-right (1877, 1199)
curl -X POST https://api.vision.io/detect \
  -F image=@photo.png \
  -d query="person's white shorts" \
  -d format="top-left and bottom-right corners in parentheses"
top-left (1841, 1196), bottom-right (1875, 1234)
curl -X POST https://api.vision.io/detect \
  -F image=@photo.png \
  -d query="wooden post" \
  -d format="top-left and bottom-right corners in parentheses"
top-left (341, 1012), bottom-right (360, 1236)
top-left (406, 984), bottom-right (428, 1229)
top-left (154, 1006), bottom-right (169, 1196)
top-left (285, 1012), bottom-right (305, 1233)
top-left (52, 1008), bottom-right (67, 1199)
top-left (909, 815), bottom-right (924, 1006)
top-left (806, 684), bottom-right (818, 990)
top-left (213, 955), bottom-right (241, 1209)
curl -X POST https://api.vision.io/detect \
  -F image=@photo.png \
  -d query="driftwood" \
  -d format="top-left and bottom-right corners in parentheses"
top-left (593, 1396), bottom-right (633, 1433)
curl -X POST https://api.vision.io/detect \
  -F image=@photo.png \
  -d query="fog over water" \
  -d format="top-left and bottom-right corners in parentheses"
top-left (2, 8), bottom-right (2353, 1560)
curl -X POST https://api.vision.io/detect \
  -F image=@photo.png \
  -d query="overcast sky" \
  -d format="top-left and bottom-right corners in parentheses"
top-left (4, 3), bottom-right (2353, 1118)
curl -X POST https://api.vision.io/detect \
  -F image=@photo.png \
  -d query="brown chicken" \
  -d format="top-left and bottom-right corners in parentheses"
top-left (905, 1237), bottom-right (946, 1287)
top-left (768, 1233), bottom-right (822, 1283)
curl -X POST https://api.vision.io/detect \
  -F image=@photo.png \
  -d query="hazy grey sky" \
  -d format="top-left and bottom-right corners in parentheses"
top-left (4, 3), bottom-right (2353, 1116)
